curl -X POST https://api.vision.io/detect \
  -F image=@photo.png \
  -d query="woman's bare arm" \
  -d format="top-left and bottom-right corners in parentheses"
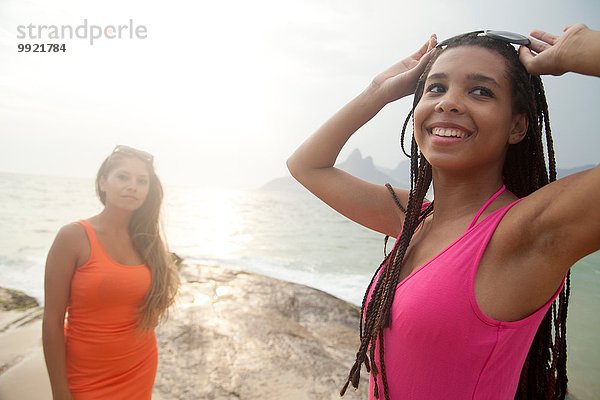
top-left (42, 223), bottom-right (86, 400)
top-left (288, 36), bottom-right (437, 237)
top-left (516, 24), bottom-right (600, 269)
top-left (489, 25), bottom-right (600, 316)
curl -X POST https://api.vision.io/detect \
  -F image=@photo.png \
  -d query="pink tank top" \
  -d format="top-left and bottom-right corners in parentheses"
top-left (368, 186), bottom-right (565, 399)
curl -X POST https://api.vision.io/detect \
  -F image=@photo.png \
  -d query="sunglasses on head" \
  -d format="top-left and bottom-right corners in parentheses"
top-left (111, 145), bottom-right (154, 164)
top-left (436, 30), bottom-right (530, 49)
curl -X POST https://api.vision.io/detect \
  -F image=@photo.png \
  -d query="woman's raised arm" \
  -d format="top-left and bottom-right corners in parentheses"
top-left (287, 36), bottom-right (436, 237)
top-left (501, 24), bottom-right (600, 288)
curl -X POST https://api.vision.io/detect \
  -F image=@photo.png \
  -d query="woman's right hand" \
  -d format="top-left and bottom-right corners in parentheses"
top-left (370, 34), bottom-right (438, 104)
top-left (288, 35), bottom-right (438, 238)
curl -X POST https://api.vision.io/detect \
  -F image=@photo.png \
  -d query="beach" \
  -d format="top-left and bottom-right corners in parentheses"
top-left (1, 262), bottom-right (594, 400)
top-left (0, 289), bottom-right (47, 399)
top-left (0, 264), bottom-right (368, 400)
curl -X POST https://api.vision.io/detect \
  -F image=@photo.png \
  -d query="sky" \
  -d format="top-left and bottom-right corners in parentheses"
top-left (0, 0), bottom-right (599, 189)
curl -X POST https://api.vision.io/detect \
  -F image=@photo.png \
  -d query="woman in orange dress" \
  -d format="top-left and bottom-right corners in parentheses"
top-left (42, 145), bottom-right (179, 400)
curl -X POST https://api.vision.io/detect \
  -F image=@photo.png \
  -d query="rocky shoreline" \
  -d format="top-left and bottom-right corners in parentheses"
top-left (0, 265), bottom-right (368, 399)
top-left (0, 288), bottom-right (46, 399)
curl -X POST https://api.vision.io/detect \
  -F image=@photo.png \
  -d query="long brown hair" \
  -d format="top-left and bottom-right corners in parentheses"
top-left (96, 149), bottom-right (179, 330)
top-left (341, 33), bottom-right (569, 400)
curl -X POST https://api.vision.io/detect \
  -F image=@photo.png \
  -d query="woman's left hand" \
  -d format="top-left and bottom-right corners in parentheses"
top-left (519, 24), bottom-right (600, 77)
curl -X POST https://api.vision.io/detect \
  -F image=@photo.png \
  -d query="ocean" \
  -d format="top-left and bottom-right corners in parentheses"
top-left (1, 172), bottom-right (598, 399)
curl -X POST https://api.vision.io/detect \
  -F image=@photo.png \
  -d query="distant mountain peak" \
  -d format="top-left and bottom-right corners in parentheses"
top-left (261, 148), bottom-right (403, 192)
top-left (337, 149), bottom-right (400, 186)
top-left (262, 150), bottom-right (593, 193)
top-left (348, 148), bottom-right (362, 158)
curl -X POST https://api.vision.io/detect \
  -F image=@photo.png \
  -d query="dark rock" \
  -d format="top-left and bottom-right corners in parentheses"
top-left (0, 288), bottom-right (39, 312)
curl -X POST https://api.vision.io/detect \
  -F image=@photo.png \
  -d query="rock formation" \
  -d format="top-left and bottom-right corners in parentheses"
top-left (154, 264), bottom-right (367, 400)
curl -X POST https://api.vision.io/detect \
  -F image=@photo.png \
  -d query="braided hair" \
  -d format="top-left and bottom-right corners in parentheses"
top-left (340, 33), bottom-right (570, 400)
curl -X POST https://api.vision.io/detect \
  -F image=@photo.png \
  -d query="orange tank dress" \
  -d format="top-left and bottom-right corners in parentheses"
top-left (65, 220), bottom-right (157, 400)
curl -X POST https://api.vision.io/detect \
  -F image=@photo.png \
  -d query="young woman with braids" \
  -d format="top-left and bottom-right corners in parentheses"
top-left (288, 24), bottom-right (600, 399)
top-left (42, 145), bottom-right (179, 399)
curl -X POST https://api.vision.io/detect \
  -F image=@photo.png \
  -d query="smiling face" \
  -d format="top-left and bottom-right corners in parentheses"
top-left (413, 46), bottom-right (528, 174)
top-left (99, 157), bottom-right (151, 211)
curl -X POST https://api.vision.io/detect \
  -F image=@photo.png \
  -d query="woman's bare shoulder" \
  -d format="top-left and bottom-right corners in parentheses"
top-left (49, 221), bottom-right (90, 267)
top-left (55, 221), bottom-right (87, 242)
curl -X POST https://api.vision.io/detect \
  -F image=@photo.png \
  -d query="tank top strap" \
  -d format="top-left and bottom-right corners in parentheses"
top-left (466, 185), bottom-right (506, 230)
top-left (77, 219), bottom-right (101, 258)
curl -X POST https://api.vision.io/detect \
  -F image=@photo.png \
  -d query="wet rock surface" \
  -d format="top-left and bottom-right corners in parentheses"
top-left (154, 264), bottom-right (368, 400)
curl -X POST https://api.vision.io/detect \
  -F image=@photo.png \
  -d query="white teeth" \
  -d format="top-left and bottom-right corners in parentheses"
top-left (431, 127), bottom-right (466, 138)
